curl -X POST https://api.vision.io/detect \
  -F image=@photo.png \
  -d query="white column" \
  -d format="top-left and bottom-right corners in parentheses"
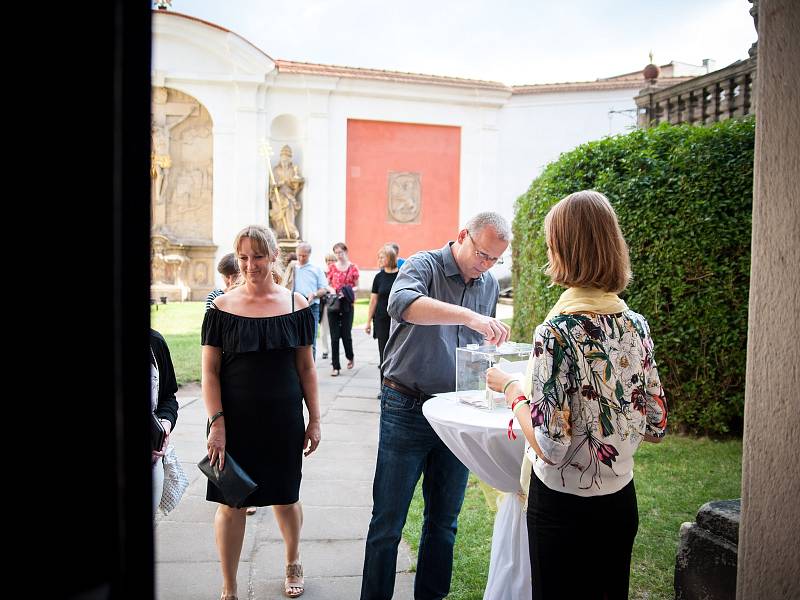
top-left (460, 100), bottom-right (506, 226)
top-left (235, 82), bottom-right (265, 225)
top-left (211, 127), bottom-right (238, 255)
top-left (304, 89), bottom-right (333, 255)
top-left (212, 82), bottom-right (264, 257)
top-left (478, 108), bottom-right (503, 218)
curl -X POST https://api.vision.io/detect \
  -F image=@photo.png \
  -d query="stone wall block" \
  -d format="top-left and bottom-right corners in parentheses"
top-left (674, 500), bottom-right (740, 600)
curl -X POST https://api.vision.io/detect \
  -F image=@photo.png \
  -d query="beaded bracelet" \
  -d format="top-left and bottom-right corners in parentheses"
top-left (502, 379), bottom-right (520, 395)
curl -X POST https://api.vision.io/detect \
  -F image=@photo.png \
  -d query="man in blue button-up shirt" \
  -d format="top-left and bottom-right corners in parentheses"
top-left (293, 242), bottom-right (328, 359)
top-left (361, 212), bottom-right (511, 600)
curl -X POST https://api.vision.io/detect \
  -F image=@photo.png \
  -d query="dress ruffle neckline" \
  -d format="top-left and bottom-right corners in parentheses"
top-left (201, 306), bottom-right (315, 353)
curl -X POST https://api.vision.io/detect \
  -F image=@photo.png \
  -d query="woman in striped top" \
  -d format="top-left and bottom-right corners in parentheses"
top-left (205, 252), bottom-right (240, 311)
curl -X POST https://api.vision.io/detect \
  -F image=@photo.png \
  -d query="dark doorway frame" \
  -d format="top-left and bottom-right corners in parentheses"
top-left (53, 3), bottom-right (154, 598)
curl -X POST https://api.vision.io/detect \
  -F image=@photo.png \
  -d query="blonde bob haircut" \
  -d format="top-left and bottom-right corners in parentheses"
top-left (379, 245), bottom-right (398, 270)
top-left (544, 190), bottom-right (631, 293)
top-left (232, 224), bottom-right (283, 285)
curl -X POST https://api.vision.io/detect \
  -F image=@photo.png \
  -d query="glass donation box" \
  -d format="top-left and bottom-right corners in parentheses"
top-left (455, 342), bottom-right (533, 410)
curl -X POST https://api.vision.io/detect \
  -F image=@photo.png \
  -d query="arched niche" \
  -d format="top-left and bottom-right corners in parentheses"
top-left (150, 86), bottom-right (216, 301)
top-left (267, 114), bottom-right (306, 244)
top-left (269, 114), bottom-right (304, 165)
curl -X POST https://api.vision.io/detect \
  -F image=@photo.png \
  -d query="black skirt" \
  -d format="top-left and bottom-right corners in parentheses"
top-left (526, 472), bottom-right (639, 600)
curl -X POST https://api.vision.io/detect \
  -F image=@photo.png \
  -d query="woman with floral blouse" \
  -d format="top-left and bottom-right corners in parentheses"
top-left (488, 190), bottom-right (667, 599)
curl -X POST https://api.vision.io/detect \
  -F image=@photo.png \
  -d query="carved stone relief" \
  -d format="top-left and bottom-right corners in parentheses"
top-left (387, 172), bottom-right (421, 223)
top-left (151, 87), bottom-right (213, 241)
top-left (150, 234), bottom-right (216, 302)
top-left (193, 261), bottom-right (209, 286)
top-left (150, 87), bottom-right (216, 302)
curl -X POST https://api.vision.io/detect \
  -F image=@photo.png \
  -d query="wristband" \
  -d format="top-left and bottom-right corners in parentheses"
top-left (209, 410), bottom-right (224, 426)
top-left (502, 379), bottom-right (520, 395)
top-left (512, 398), bottom-right (530, 416)
top-left (508, 396), bottom-right (529, 441)
top-left (510, 395), bottom-right (529, 413)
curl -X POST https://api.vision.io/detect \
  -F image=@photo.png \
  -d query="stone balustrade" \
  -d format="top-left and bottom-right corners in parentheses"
top-left (635, 58), bottom-right (757, 128)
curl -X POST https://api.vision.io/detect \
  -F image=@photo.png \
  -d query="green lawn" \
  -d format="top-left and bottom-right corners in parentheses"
top-left (401, 436), bottom-right (742, 600)
top-left (150, 301), bottom-right (206, 384)
top-left (151, 298), bottom-right (371, 384)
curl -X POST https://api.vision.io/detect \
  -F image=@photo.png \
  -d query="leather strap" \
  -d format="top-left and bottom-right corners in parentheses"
top-left (382, 378), bottom-right (432, 401)
top-left (209, 410), bottom-right (224, 426)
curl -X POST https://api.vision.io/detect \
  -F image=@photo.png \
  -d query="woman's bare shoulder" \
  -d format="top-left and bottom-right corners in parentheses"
top-left (211, 287), bottom-right (240, 309)
top-left (293, 291), bottom-right (309, 310)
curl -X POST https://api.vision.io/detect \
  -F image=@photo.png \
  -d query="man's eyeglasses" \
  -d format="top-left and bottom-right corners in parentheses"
top-left (466, 230), bottom-right (504, 265)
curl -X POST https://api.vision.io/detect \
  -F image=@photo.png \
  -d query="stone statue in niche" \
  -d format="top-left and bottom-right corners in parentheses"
top-left (268, 145), bottom-right (304, 240)
top-left (388, 172), bottom-right (421, 223)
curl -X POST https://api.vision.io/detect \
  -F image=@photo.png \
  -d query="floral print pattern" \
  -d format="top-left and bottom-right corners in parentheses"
top-left (327, 263), bottom-right (359, 292)
top-left (529, 310), bottom-right (667, 494)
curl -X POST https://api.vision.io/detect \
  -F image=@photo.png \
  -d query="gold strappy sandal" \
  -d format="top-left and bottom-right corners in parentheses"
top-left (284, 562), bottom-right (304, 598)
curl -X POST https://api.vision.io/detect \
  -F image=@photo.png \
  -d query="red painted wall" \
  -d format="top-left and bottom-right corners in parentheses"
top-left (345, 119), bottom-right (461, 268)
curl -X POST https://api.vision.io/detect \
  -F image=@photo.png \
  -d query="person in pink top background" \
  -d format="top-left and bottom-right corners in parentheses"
top-left (326, 241), bottom-right (360, 376)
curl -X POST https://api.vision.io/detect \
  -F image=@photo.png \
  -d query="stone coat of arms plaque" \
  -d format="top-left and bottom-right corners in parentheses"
top-left (387, 172), bottom-right (421, 223)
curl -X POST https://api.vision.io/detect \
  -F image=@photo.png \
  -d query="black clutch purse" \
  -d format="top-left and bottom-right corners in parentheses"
top-left (198, 452), bottom-right (259, 508)
top-left (151, 413), bottom-right (166, 452)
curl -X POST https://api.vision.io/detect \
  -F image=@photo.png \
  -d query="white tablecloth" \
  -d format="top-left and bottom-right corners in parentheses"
top-left (423, 391), bottom-right (532, 600)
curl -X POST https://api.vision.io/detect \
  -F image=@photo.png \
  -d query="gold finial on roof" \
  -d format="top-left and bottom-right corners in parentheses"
top-left (643, 51), bottom-right (660, 83)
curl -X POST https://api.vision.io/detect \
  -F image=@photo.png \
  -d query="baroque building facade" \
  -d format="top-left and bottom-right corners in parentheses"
top-left (151, 10), bottom-right (701, 296)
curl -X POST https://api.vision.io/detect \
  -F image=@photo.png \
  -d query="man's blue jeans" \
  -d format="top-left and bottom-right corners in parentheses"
top-left (361, 385), bottom-right (469, 600)
top-left (309, 302), bottom-right (320, 360)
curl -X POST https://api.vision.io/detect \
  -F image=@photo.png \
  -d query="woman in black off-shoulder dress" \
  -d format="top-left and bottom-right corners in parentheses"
top-left (202, 224), bottom-right (321, 600)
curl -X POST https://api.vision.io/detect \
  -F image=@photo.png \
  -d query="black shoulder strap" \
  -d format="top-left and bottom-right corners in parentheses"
top-left (291, 291), bottom-right (295, 312)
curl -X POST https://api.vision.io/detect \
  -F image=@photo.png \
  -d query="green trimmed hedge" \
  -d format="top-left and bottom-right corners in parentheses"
top-left (512, 118), bottom-right (754, 435)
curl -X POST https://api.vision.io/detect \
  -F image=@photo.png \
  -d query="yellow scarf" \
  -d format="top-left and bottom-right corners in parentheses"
top-left (544, 286), bottom-right (628, 322)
